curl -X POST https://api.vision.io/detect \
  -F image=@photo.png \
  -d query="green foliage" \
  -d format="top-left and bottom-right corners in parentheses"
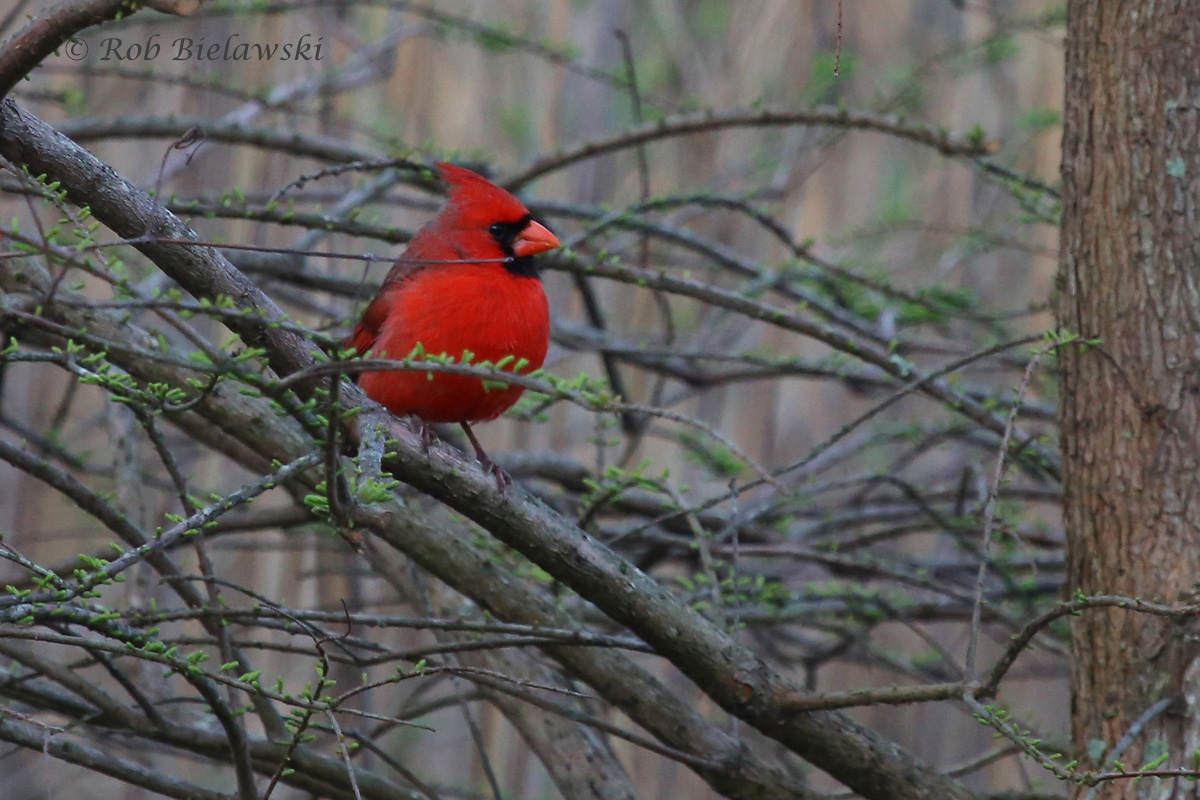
top-left (678, 430), bottom-right (744, 479)
top-left (803, 52), bottom-right (858, 105)
top-left (1017, 106), bottom-right (1061, 134)
top-left (877, 165), bottom-right (913, 225)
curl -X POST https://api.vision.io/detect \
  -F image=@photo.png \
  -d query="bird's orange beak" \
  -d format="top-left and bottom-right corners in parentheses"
top-left (512, 220), bottom-right (560, 257)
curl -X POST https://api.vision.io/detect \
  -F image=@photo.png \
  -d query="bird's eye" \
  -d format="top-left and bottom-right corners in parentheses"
top-left (488, 222), bottom-right (506, 237)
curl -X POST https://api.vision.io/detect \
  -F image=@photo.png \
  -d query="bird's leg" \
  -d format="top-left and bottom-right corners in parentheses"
top-left (461, 422), bottom-right (512, 490)
top-left (415, 419), bottom-right (438, 454)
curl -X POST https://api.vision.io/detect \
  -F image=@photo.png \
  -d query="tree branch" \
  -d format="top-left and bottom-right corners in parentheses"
top-left (0, 98), bottom-right (985, 800)
top-left (503, 105), bottom-right (1001, 189)
top-left (0, 0), bottom-right (131, 101)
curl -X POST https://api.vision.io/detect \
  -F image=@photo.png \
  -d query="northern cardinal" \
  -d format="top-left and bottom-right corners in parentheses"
top-left (348, 163), bottom-right (560, 486)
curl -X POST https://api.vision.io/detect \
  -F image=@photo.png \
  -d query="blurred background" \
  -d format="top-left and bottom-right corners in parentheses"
top-left (0, 1), bottom-right (1067, 798)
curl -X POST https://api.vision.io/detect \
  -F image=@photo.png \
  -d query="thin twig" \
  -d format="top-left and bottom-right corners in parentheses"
top-left (965, 350), bottom-right (1043, 679)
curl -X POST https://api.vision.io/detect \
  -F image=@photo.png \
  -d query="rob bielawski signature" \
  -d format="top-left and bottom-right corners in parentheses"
top-left (63, 34), bottom-right (324, 63)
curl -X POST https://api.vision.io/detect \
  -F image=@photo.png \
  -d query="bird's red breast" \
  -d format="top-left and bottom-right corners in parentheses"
top-left (349, 163), bottom-right (559, 424)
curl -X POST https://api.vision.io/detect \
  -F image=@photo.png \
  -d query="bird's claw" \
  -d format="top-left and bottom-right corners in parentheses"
top-left (460, 422), bottom-right (511, 491)
top-left (417, 421), bottom-right (438, 454)
top-left (481, 457), bottom-right (513, 491)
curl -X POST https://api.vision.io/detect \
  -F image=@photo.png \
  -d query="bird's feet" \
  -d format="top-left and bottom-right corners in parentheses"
top-left (479, 454), bottom-right (513, 490)
top-left (417, 420), bottom-right (438, 454)
top-left (461, 422), bottom-right (512, 491)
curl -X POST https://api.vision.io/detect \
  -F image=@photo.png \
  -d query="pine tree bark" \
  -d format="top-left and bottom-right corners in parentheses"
top-left (1059, 2), bottom-right (1200, 798)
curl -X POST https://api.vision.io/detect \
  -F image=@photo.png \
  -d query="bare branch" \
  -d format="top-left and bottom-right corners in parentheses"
top-left (504, 105), bottom-right (1000, 190)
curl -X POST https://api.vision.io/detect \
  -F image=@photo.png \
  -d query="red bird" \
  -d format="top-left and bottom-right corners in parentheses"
top-left (349, 162), bottom-right (560, 485)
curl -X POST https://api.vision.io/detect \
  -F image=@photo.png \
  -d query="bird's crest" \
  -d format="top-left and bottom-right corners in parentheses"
top-left (435, 162), bottom-right (530, 227)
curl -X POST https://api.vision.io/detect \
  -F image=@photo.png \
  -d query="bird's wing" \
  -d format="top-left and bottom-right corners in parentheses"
top-left (346, 228), bottom-right (455, 357)
top-left (347, 284), bottom-right (395, 358)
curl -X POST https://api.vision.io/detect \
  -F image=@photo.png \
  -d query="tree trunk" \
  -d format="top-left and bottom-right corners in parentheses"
top-left (1059, 2), bottom-right (1200, 798)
